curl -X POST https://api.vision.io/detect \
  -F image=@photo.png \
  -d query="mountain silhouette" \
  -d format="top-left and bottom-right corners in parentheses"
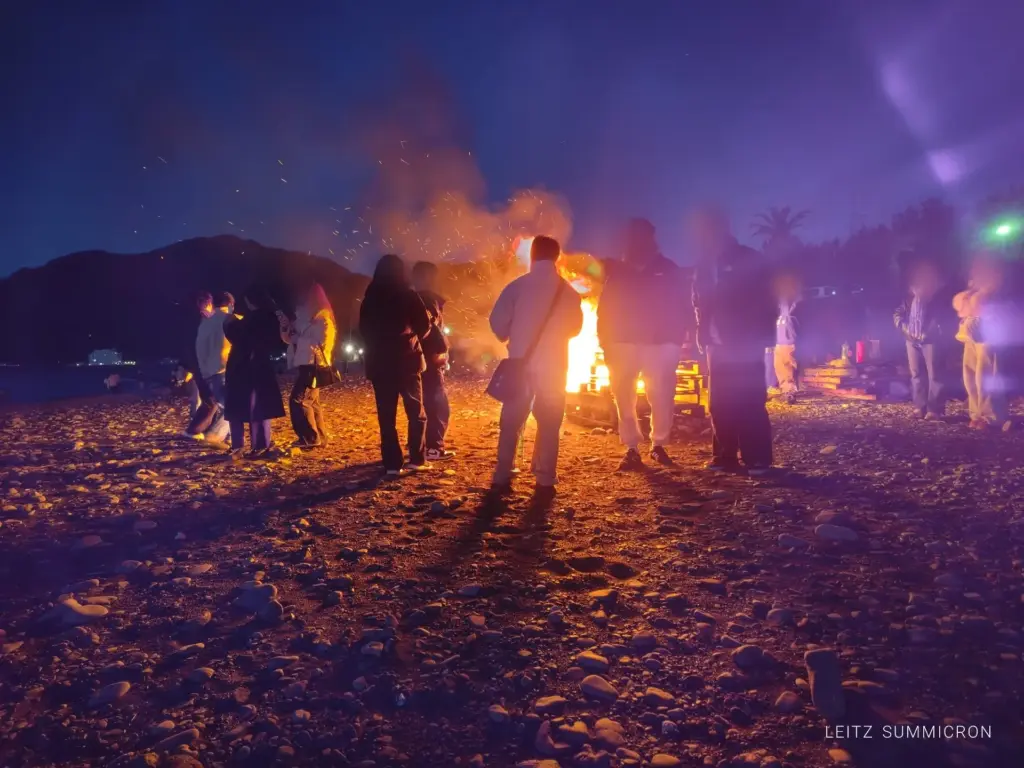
top-left (0, 236), bottom-right (370, 365)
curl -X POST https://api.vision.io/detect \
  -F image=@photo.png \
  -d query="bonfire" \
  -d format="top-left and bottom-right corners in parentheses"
top-left (512, 236), bottom-right (645, 395)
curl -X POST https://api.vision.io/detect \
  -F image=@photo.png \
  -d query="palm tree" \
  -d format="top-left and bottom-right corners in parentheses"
top-left (751, 206), bottom-right (810, 249)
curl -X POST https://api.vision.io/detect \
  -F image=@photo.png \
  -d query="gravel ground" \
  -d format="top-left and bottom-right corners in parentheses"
top-left (1, 379), bottom-right (1022, 768)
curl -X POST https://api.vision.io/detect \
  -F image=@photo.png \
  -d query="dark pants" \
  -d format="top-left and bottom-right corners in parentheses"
top-left (906, 341), bottom-right (945, 415)
top-left (229, 391), bottom-right (272, 451)
top-left (707, 349), bottom-right (773, 468)
top-left (371, 372), bottom-right (427, 471)
top-left (230, 421), bottom-right (272, 452)
top-left (422, 367), bottom-right (450, 451)
top-left (290, 365), bottom-right (327, 445)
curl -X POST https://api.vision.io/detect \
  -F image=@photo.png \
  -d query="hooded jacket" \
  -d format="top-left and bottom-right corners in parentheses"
top-left (597, 254), bottom-right (689, 347)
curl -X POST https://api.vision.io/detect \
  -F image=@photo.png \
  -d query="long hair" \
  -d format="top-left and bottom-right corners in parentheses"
top-left (305, 282), bottom-right (334, 317)
top-left (372, 253), bottom-right (407, 285)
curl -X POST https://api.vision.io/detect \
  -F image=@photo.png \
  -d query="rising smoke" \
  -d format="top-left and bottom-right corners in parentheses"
top-left (345, 52), bottom-right (575, 368)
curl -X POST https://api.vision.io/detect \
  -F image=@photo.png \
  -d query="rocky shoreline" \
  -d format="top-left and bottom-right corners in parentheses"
top-left (1, 381), bottom-right (1022, 767)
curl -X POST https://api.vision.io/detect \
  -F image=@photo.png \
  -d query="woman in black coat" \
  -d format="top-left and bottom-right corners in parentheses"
top-left (224, 287), bottom-right (286, 457)
top-left (359, 254), bottom-right (431, 475)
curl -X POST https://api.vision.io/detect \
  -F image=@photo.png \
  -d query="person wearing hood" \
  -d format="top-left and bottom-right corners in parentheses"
top-left (597, 218), bottom-right (690, 470)
top-left (359, 254), bottom-right (432, 475)
top-left (280, 282), bottom-right (337, 448)
top-left (223, 286), bottom-right (286, 458)
top-left (689, 207), bottom-right (777, 474)
top-left (413, 261), bottom-right (455, 462)
top-left (489, 235), bottom-right (583, 498)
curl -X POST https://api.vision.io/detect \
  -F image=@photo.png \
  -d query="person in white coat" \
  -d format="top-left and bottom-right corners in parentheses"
top-left (489, 236), bottom-right (583, 499)
top-left (194, 291), bottom-right (233, 444)
top-left (280, 283), bottom-right (337, 448)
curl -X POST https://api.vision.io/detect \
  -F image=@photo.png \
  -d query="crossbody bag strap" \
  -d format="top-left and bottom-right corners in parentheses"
top-left (521, 280), bottom-right (566, 363)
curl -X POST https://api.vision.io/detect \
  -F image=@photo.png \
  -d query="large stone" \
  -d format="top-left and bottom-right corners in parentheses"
top-left (89, 681), bottom-right (130, 707)
top-left (774, 690), bottom-right (802, 713)
top-left (643, 687), bottom-right (675, 708)
top-left (534, 695), bottom-right (567, 715)
top-left (56, 598), bottom-right (108, 626)
top-left (815, 524), bottom-right (859, 543)
top-left (778, 533), bottom-right (811, 549)
top-left (732, 644), bottom-right (768, 671)
top-left (805, 648), bottom-right (845, 721)
top-left (575, 650), bottom-right (610, 672)
top-left (581, 675), bottom-right (619, 702)
top-left (650, 755), bottom-right (682, 768)
top-left (233, 582), bottom-right (278, 611)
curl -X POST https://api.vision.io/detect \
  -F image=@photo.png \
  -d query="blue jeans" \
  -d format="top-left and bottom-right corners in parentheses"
top-left (204, 374), bottom-right (230, 442)
top-left (906, 341), bottom-right (945, 415)
top-left (493, 380), bottom-right (566, 486)
top-left (230, 420), bottom-right (272, 452)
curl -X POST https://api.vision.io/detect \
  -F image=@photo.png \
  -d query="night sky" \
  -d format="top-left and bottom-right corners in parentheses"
top-left (3, 0), bottom-right (1024, 276)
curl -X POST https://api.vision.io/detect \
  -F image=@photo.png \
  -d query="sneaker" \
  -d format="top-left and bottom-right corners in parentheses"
top-left (426, 448), bottom-right (455, 461)
top-left (618, 448), bottom-right (644, 471)
top-left (970, 420), bottom-right (990, 431)
top-left (914, 409), bottom-right (928, 419)
top-left (924, 412), bottom-right (943, 421)
top-left (184, 432), bottom-right (205, 441)
top-left (650, 446), bottom-right (674, 466)
top-left (747, 465), bottom-right (773, 477)
top-left (385, 468), bottom-right (406, 478)
top-left (705, 461), bottom-right (738, 472)
top-left (404, 462), bottom-right (433, 472)
top-left (226, 448), bottom-right (245, 462)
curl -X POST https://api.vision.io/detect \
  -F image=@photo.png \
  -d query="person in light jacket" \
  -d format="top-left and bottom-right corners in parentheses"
top-left (597, 218), bottom-right (689, 470)
top-left (223, 287), bottom-right (286, 458)
top-left (489, 235), bottom-right (583, 498)
top-left (413, 261), bottom-right (455, 462)
top-left (280, 282), bottom-right (337, 448)
top-left (953, 256), bottom-right (1011, 430)
top-left (194, 291), bottom-right (234, 444)
top-left (359, 254), bottom-right (432, 476)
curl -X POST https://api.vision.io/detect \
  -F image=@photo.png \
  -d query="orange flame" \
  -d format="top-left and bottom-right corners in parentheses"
top-left (513, 236), bottom-right (642, 394)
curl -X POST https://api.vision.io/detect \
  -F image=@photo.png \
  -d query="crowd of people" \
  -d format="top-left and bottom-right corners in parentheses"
top-left (172, 209), bottom-right (1016, 498)
top-left (895, 255), bottom-right (1015, 430)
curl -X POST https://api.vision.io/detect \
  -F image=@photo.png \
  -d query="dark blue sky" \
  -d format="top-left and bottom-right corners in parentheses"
top-left (3, 0), bottom-right (1023, 275)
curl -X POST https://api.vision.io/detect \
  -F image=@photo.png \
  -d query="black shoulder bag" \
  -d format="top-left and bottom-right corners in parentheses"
top-left (486, 281), bottom-right (566, 403)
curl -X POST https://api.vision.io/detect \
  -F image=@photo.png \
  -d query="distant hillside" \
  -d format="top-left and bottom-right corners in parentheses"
top-left (0, 236), bottom-right (370, 365)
